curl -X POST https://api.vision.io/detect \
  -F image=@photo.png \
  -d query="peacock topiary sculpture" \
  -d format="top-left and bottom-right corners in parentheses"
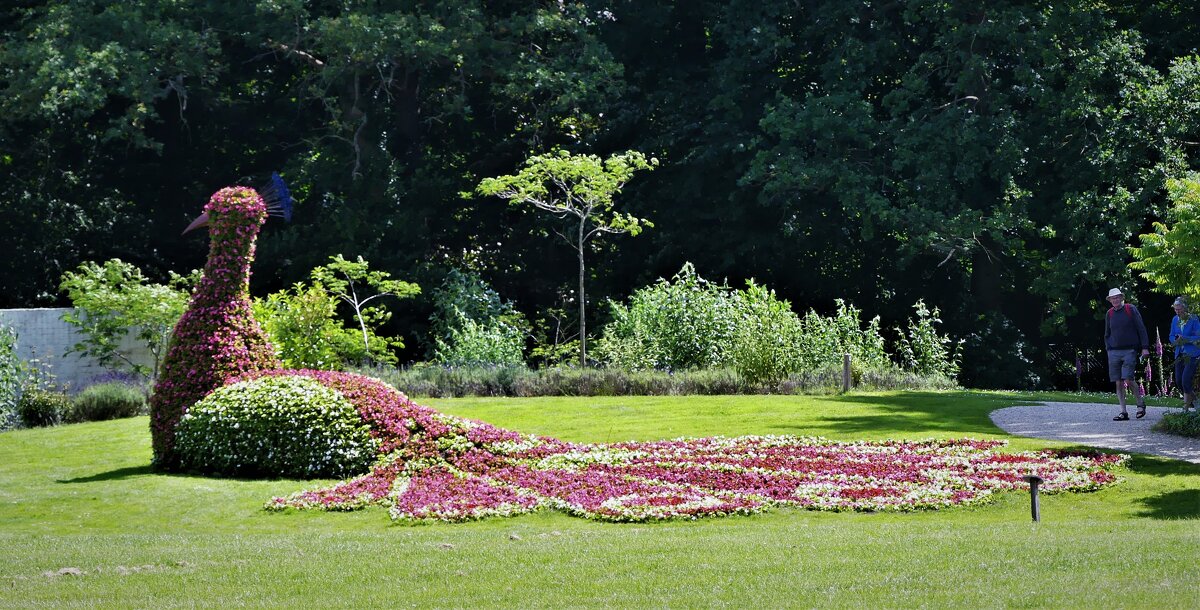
top-left (150, 175), bottom-right (1128, 522)
top-left (149, 175), bottom-right (292, 469)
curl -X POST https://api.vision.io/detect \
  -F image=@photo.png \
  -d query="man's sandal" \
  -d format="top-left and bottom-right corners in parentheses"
top-left (1113, 412), bottom-right (1130, 421)
top-left (1136, 406), bottom-right (1147, 419)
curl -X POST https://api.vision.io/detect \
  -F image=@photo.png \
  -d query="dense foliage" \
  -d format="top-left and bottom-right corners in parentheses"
top-left (175, 375), bottom-right (378, 478)
top-left (596, 263), bottom-right (740, 370)
top-left (429, 270), bottom-right (529, 367)
top-left (6, 1), bottom-right (1200, 388)
top-left (253, 283), bottom-right (358, 370)
top-left (253, 255), bottom-right (416, 370)
top-left (16, 388), bottom-right (70, 427)
top-left (1130, 173), bottom-right (1200, 302)
top-left (59, 259), bottom-right (193, 381)
top-left (433, 311), bottom-right (526, 367)
top-left (1153, 410), bottom-right (1200, 439)
top-left (0, 324), bottom-right (19, 430)
top-left (895, 302), bottom-right (963, 379)
top-left (596, 265), bottom-right (952, 384)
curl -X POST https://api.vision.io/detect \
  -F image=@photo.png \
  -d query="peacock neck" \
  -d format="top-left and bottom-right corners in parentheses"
top-left (194, 228), bottom-right (260, 305)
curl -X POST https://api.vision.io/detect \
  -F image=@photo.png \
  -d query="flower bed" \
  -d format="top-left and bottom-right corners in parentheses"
top-left (257, 370), bottom-right (1127, 523)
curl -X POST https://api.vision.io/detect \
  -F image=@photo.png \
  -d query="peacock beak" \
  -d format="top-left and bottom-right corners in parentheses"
top-left (182, 212), bottom-right (210, 235)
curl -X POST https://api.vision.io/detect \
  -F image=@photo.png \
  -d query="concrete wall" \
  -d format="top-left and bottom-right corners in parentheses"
top-left (0, 308), bottom-right (155, 391)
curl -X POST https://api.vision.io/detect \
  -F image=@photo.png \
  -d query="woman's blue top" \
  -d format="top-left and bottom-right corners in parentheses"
top-left (1170, 315), bottom-right (1200, 357)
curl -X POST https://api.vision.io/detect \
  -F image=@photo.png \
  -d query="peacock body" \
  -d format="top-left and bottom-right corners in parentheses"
top-left (149, 186), bottom-right (280, 469)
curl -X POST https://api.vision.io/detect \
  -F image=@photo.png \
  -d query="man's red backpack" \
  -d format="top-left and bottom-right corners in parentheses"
top-left (1108, 303), bottom-right (1133, 318)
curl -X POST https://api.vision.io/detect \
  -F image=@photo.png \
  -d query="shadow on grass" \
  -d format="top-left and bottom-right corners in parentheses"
top-left (774, 392), bottom-right (1012, 437)
top-left (58, 465), bottom-right (337, 485)
top-left (58, 465), bottom-right (155, 484)
top-left (1135, 489), bottom-right (1200, 520)
top-left (1021, 444), bottom-right (1199, 480)
top-left (1124, 453), bottom-right (1200, 476)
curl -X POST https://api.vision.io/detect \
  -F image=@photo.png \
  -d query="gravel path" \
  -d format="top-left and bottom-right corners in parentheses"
top-left (989, 402), bottom-right (1200, 463)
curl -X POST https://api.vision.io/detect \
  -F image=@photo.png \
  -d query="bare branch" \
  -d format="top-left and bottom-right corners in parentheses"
top-left (931, 95), bottom-right (980, 112)
top-left (973, 233), bottom-right (998, 264)
top-left (937, 248), bottom-right (957, 267)
top-left (266, 39), bottom-right (326, 68)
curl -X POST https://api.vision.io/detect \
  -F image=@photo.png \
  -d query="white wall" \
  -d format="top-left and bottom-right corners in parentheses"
top-left (0, 308), bottom-right (155, 391)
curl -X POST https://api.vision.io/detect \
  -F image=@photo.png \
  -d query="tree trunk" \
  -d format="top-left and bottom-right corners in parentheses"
top-left (357, 305), bottom-right (372, 364)
top-left (578, 220), bottom-right (587, 367)
top-left (970, 240), bottom-right (1003, 314)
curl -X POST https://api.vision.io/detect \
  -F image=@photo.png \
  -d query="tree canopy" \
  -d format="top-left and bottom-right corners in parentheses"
top-left (3, 0), bottom-right (1200, 387)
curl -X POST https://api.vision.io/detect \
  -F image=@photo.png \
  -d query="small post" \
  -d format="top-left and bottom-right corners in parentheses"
top-left (842, 353), bottom-right (852, 393)
top-left (1023, 474), bottom-right (1043, 522)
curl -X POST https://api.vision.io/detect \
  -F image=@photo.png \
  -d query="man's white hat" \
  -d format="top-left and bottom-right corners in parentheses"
top-left (1107, 288), bottom-right (1124, 298)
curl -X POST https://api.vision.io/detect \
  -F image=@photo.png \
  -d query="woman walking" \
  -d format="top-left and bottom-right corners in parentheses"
top-left (1169, 296), bottom-right (1200, 413)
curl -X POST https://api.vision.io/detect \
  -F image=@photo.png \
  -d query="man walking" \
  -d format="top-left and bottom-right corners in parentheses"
top-left (1104, 288), bottom-right (1149, 421)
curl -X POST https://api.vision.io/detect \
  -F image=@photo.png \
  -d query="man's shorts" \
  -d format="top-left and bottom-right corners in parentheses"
top-left (1108, 349), bottom-right (1138, 382)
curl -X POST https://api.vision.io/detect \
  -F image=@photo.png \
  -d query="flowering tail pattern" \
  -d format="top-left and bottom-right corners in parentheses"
top-left (255, 371), bottom-right (1127, 523)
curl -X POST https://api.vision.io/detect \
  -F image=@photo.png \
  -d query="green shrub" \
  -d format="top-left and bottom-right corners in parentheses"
top-left (731, 281), bottom-right (803, 384)
top-left (1153, 411), bottom-right (1200, 438)
top-left (595, 263), bottom-right (740, 371)
top-left (595, 265), bottom-right (923, 386)
top-left (0, 324), bottom-right (20, 431)
top-left (254, 282), bottom-right (397, 370)
top-left (428, 270), bottom-right (528, 366)
top-left (895, 300), bottom-right (961, 379)
top-left (175, 376), bottom-right (379, 478)
top-left (434, 309), bottom-right (525, 367)
top-left (17, 388), bottom-right (71, 427)
top-left (793, 300), bottom-right (891, 371)
top-left (69, 382), bottom-right (147, 423)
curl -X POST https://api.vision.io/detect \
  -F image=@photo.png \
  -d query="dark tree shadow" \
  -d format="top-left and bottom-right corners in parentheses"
top-left (58, 464), bottom-right (343, 484)
top-left (57, 465), bottom-right (155, 484)
top-left (774, 392), bottom-right (1014, 437)
top-left (1135, 490), bottom-right (1200, 520)
top-left (1122, 453), bottom-right (1200, 477)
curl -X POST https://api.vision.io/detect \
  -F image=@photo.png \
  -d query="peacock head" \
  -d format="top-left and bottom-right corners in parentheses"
top-left (183, 172), bottom-right (294, 235)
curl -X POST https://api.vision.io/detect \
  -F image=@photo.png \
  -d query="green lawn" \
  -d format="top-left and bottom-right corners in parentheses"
top-left (1, 391), bottom-right (1197, 608)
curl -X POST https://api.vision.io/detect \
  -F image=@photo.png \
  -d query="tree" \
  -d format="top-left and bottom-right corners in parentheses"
top-left (59, 259), bottom-right (194, 381)
top-left (253, 282), bottom-right (391, 370)
top-left (309, 255), bottom-right (420, 365)
top-left (477, 150), bottom-right (657, 366)
top-left (1130, 173), bottom-right (1200, 301)
top-left (0, 0), bottom-right (625, 314)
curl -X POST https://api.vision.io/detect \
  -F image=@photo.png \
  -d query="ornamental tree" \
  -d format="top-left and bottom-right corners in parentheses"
top-left (309, 255), bottom-right (420, 366)
top-left (1129, 173), bottom-right (1200, 301)
top-left (477, 150), bottom-right (657, 366)
top-left (59, 258), bottom-right (195, 381)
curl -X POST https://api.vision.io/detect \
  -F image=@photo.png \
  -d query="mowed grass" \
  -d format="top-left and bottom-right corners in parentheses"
top-left (1, 391), bottom-right (1198, 608)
